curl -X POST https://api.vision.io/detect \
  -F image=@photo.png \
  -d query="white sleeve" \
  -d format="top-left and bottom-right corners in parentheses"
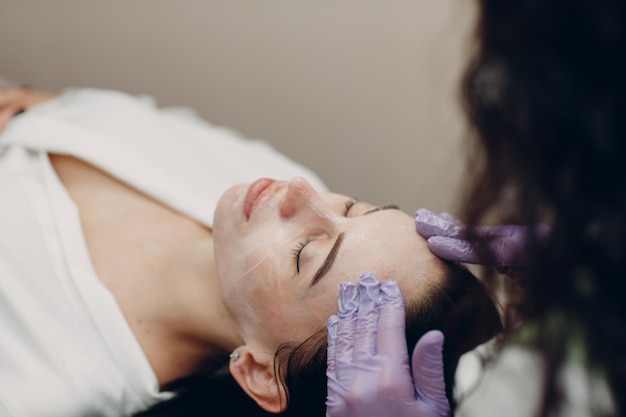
top-left (1, 87), bottom-right (328, 227)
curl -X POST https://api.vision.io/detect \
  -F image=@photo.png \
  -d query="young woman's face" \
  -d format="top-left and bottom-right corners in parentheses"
top-left (213, 177), bottom-right (443, 350)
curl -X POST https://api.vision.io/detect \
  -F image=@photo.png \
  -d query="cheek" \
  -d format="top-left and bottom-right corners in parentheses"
top-left (216, 229), bottom-right (288, 290)
top-left (216, 241), bottom-right (276, 304)
top-left (257, 295), bottom-right (332, 346)
top-left (215, 234), bottom-right (296, 331)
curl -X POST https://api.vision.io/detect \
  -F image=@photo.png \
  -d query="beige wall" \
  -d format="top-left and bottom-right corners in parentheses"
top-left (0, 0), bottom-right (476, 214)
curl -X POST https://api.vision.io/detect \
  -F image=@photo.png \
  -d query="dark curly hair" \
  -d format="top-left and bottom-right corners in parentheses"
top-left (461, 0), bottom-right (625, 415)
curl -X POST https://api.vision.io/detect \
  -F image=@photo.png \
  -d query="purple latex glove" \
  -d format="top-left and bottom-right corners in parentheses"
top-left (326, 273), bottom-right (450, 417)
top-left (414, 208), bottom-right (549, 268)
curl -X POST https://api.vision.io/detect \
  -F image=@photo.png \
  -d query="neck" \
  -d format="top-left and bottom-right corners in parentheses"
top-left (49, 154), bottom-right (243, 388)
top-left (123, 232), bottom-right (242, 388)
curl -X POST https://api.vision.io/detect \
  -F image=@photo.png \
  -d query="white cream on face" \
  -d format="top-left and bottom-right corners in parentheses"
top-left (212, 177), bottom-right (442, 350)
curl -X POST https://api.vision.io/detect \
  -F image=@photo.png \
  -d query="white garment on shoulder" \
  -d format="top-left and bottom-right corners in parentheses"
top-left (454, 340), bottom-right (616, 417)
top-left (2, 87), bottom-right (328, 227)
top-left (0, 88), bottom-right (328, 417)
top-left (0, 147), bottom-right (171, 417)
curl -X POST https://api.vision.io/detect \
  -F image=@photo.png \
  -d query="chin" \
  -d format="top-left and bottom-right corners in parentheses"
top-left (214, 184), bottom-right (247, 225)
top-left (213, 185), bottom-right (249, 257)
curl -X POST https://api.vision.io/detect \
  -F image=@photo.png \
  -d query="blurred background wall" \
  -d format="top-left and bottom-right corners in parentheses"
top-left (0, 0), bottom-right (476, 214)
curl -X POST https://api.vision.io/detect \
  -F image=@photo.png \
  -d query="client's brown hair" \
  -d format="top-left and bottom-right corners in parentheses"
top-left (277, 260), bottom-right (502, 416)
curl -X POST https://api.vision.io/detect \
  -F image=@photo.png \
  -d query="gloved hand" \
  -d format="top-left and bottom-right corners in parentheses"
top-left (326, 272), bottom-right (450, 417)
top-left (415, 208), bottom-right (548, 269)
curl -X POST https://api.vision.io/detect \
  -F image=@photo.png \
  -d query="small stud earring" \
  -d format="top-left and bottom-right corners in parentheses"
top-left (229, 350), bottom-right (240, 362)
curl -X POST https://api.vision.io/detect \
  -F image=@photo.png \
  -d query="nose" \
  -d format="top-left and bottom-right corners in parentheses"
top-left (279, 177), bottom-right (333, 220)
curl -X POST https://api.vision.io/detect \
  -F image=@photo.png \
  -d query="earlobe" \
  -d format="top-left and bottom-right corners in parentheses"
top-left (229, 346), bottom-right (287, 413)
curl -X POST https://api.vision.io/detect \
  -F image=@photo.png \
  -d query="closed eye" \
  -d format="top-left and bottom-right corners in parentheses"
top-left (292, 236), bottom-right (313, 273)
top-left (293, 198), bottom-right (355, 274)
top-left (293, 200), bottom-right (399, 275)
top-left (363, 204), bottom-right (400, 215)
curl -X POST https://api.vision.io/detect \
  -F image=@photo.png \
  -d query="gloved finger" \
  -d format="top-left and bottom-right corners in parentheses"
top-left (474, 223), bottom-right (550, 240)
top-left (417, 209), bottom-right (549, 242)
top-left (411, 330), bottom-right (450, 416)
top-left (438, 212), bottom-right (463, 226)
top-left (415, 208), bottom-right (465, 239)
top-left (326, 315), bottom-right (339, 380)
top-left (376, 280), bottom-right (414, 399)
top-left (426, 236), bottom-right (478, 263)
top-left (427, 235), bottom-right (525, 266)
top-left (473, 224), bottom-right (527, 238)
top-left (353, 272), bottom-right (381, 361)
top-left (376, 280), bottom-right (407, 357)
top-left (427, 231), bottom-right (529, 266)
top-left (334, 281), bottom-right (358, 385)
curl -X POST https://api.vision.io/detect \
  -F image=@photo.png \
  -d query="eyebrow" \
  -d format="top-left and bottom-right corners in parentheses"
top-left (309, 204), bottom-right (400, 287)
top-left (362, 204), bottom-right (400, 215)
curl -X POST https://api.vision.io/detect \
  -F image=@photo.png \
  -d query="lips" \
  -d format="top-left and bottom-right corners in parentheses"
top-left (243, 178), bottom-right (276, 220)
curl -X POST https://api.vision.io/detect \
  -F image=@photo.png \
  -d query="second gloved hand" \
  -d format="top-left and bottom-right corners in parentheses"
top-left (414, 208), bottom-right (548, 269)
top-left (326, 272), bottom-right (449, 417)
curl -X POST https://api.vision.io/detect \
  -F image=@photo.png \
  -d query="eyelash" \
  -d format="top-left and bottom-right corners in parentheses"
top-left (292, 236), bottom-right (313, 273)
top-left (292, 198), bottom-right (357, 273)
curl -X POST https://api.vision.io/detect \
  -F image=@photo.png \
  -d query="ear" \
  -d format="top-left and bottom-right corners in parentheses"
top-left (229, 346), bottom-right (287, 413)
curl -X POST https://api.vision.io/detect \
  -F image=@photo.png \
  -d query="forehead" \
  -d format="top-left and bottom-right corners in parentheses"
top-left (313, 208), bottom-right (443, 301)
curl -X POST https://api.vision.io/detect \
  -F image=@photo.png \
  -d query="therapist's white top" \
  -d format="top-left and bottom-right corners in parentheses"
top-left (0, 88), bottom-right (327, 417)
top-left (454, 334), bottom-right (616, 417)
